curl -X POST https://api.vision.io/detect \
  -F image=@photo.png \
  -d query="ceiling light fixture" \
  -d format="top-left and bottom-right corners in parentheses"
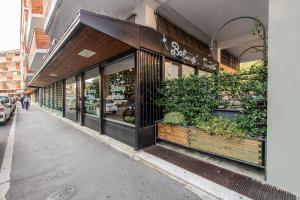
top-left (49, 73), bottom-right (58, 77)
top-left (78, 49), bottom-right (96, 58)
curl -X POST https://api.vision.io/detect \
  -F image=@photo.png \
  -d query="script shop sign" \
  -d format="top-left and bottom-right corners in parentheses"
top-left (162, 36), bottom-right (218, 72)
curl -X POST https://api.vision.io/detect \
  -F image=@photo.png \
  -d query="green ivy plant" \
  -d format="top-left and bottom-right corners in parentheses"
top-left (235, 62), bottom-right (267, 137)
top-left (162, 112), bottom-right (186, 126)
top-left (196, 117), bottom-right (246, 138)
top-left (157, 75), bottom-right (220, 126)
top-left (157, 61), bottom-right (267, 138)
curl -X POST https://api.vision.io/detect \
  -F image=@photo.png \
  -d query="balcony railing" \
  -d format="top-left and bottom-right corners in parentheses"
top-left (28, 28), bottom-right (49, 71)
top-left (43, 0), bottom-right (61, 31)
top-left (25, 0), bottom-right (44, 46)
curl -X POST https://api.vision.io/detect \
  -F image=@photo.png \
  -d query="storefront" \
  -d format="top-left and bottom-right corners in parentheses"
top-left (29, 10), bottom-right (219, 150)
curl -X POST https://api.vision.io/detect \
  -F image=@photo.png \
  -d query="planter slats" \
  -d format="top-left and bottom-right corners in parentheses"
top-left (157, 123), bottom-right (264, 167)
top-left (158, 123), bottom-right (189, 146)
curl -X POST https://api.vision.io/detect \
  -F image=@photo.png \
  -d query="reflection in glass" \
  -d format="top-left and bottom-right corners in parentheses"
top-left (165, 60), bottom-right (179, 80)
top-left (103, 57), bottom-right (135, 125)
top-left (84, 68), bottom-right (100, 117)
top-left (65, 77), bottom-right (76, 112)
top-left (198, 69), bottom-right (211, 76)
top-left (182, 64), bottom-right (196, 77)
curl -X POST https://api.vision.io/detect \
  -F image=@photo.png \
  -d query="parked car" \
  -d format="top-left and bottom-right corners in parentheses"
top-left (0, 96), bottom-right (14, 116)
top-left (8, 96), bottom-right (16, 112)
top-left (105, 99), bottom-right (118, 114)
top-left (0, 101), bottom-right (11, 126)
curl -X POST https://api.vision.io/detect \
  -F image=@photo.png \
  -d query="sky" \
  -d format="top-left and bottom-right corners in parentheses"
top-left (0, 0), bottom-right (21, 52)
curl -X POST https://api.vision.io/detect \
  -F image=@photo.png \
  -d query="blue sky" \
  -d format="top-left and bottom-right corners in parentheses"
top-left (0, 0), bottom-right (21, 52)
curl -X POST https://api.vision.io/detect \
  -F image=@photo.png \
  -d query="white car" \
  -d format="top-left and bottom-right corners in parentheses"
top-left (0, 96), bottom-right (14, 117)
top-left (0, 101), bottom-right (11, 126)
top-left (105, 99), bottom-right (118, 114)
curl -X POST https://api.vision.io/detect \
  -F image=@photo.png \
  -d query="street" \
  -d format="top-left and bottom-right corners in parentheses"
top-left (5, 107), bottom-right (201, 200)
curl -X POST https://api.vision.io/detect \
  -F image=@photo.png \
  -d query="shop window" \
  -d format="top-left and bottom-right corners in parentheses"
top-left (198, 69), bottom-right (211, 76)
top-left (44, 86), bottom-right (50, 107)
top-left (84, 67), bottom-right (100, 117)
top-left (103, 56), bottom-right (135, 125)
top-left (65, 77), bottom-right (76, 112)
top-left (164, 60), bottom-right (179, 80)
top-left (165, 59), bottom-right (196, 79)
top-left (182, 64), bottom-right (196, 77)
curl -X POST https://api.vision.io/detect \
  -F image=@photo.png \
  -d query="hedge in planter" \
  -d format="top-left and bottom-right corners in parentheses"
top-left (158, 112), bottom-right (189, 146)
top-left (157, 115), bottom-right (264, 166)
top-left (157, 75), bottom-right (220, 126)
top-left (157, 62), bottom-right (267, 137)
top-left (156, 63), bottom-right (267, 166)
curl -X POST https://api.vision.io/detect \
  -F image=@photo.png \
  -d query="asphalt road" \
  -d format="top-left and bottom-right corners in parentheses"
top-left (0, 113), bottom-right (13, 169)
top-left (7, 107), bottom-right (201, 200)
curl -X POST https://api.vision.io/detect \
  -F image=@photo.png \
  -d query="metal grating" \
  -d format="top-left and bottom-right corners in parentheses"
top-left (144, 145), bottom-right (297, 200)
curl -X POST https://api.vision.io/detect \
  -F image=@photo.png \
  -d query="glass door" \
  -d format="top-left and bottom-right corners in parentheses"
top-left (76, 74), bottom-right (83, 124)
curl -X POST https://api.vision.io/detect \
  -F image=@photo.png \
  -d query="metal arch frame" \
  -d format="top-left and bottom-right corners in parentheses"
top-left (209, 16), bottom-right (267, 63)
top-left (237, 45), bottom-right (265, 61)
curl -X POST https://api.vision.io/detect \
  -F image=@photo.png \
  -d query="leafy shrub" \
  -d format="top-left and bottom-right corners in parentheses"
top-left (157, 75), bottom-right (220, 126)
top-left (157, 62), bottom-right (267, 138)
top-left (124, 116), bottom-right (135, 124)
top-left (235, 63), bottom-right (267, 137)
top-left (163, 112), bottom-right (185, 125)
top-left (196, 117), bottom-right (246, 138)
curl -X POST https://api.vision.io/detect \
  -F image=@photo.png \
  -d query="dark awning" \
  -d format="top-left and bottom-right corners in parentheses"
top-left (29, 10), bottom-right (141, 87)
top-left (28, 10), bottom-right (217, 87)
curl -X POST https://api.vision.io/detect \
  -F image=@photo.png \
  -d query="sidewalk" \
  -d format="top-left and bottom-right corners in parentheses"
top-left (6, 107), bottom-right (203, 200)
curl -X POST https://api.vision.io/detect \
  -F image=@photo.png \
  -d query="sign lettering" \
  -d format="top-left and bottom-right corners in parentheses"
top-left (163, 38), bottom-right (218, 71)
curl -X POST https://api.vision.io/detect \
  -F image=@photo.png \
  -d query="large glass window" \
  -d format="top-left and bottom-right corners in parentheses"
top-left (182, 64), bottom-right (196, 77)
top-left (44, 86), bottom-right (50, 107)
top-left (165, 60), bottom-right (179, 80)
top-left (84, 68), bottom-right (100, 117)
top-left (103, 56), bottom-right (135, 125)
top-left (165, 59), bottom-right (196, 79)
top-left (198, 69), bottom-right (211, 76)
top-left (65, 77), bottom-right (76, 112)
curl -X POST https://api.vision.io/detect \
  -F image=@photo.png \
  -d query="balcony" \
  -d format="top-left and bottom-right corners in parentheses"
top-left (43, 0), bottom-right (61, 32)
top-left (0, 75), bottom-right (22, 82)
top-left (0, 80), bottom-right (21, 90)
top-left (28, 28), bottom-right (49, 71)
top-left (26, 0), bottom-right (44, 45)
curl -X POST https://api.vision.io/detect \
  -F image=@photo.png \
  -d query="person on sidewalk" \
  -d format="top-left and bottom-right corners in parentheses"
top-left (23, 96), bottom-right (31, 111)
top-left (19, 95), bottom-right (25, 109)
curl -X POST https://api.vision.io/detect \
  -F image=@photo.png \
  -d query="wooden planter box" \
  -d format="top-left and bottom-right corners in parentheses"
top-left (157, 123), bottom-right (264, 167)
top-left (188, 128), bottom-right (264, 166)
top-left (157, 123), bottom-right (189, 146)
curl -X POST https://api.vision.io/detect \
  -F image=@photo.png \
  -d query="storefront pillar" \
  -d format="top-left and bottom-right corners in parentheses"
top-left (267, 0), bottom-right (300, 195)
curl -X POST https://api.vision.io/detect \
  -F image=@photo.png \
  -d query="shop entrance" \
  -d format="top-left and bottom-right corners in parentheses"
top-left (76, 74), bottom-right (83, 124)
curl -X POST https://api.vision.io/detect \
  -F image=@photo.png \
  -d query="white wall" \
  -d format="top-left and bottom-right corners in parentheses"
top-left (268, 0), bottom-right (300, 195)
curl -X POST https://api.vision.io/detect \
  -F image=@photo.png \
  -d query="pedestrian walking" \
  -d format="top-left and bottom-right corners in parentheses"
top-left (19, 95), bottom-right (25, 109)
top-left (23, 96), bottom-right (31, 111)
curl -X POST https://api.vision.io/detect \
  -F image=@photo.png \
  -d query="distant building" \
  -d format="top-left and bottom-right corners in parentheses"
top-left (0, 49), bottom-right (22, 96)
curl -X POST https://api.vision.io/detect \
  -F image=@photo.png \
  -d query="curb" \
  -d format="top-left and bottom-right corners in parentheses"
top-left (0, 109), bottom-right (18, 200)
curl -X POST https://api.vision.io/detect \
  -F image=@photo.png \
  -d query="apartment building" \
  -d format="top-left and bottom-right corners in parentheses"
top-left (0, 49), bottom-right (22, 96)
top-left (20, 0), bottom-right (300, 196)
top-left (20, 0), bottom-right (49, 88)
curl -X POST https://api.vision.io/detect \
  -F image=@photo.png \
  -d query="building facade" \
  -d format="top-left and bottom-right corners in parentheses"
top-left (21, 0), bottom-right (238, 147)
top-left (0, 50), bottom-right (22, 96)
